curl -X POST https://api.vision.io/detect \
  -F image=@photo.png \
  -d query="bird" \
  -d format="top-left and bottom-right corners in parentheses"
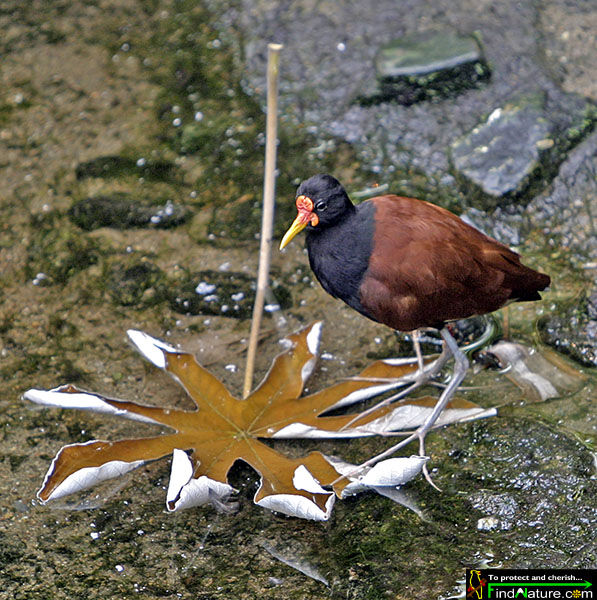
top-left (279, 173), bottom-right (550, 483)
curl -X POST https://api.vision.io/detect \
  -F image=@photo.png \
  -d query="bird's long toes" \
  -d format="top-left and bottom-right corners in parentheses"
top-left (421, 461), bottom-right (442, 491)
top-left (417, 429), bottom-right (443, 491)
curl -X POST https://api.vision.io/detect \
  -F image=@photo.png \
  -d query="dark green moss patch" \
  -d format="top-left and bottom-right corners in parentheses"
top-left (26, 213), bottom-right (101, 285)
top-left (108, 260), bottom-right (168, 307)
top-left (75, 155), bottom-right (178, 182)
top-left (69, 194), bottom-right (191, 231)
top-left (0, 102), bottom-right (16, 126)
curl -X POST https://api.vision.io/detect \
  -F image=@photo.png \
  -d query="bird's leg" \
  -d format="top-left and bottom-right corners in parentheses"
top-left (344, 326), bottom-right (469, 487)
top-left (416, 327), bottom-right (468, 487)
top-left (337, 341), bottom-right (450, 432)
top-left (410, 328), bottom-right (425, 374)
top-left (415, 326), bottom-right (468, 440)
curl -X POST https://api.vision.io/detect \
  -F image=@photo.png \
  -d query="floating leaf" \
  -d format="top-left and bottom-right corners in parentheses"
top-left (261, 539), bottom-right (329, 586)
top-left (24, 322), bottom-right (494, 520)
top-left (487, 340), bottom-right (587, 401)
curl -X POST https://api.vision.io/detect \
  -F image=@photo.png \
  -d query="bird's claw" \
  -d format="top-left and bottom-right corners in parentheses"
top-left (416, 429), bottom-right (442, 491)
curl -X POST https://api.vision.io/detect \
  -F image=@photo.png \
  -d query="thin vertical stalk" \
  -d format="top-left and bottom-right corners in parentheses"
top-left (243, 43), bottom-right (283, 398)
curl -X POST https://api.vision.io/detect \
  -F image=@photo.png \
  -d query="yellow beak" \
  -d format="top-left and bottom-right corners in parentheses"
top-left (279, 214), bottom-right (309, 249)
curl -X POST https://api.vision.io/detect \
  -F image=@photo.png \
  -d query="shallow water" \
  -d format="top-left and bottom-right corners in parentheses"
top-left (0, 1), bottom-right (595, 598)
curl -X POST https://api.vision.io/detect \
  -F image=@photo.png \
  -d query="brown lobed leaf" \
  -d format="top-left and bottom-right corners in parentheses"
top-left (23, 322), bottom-right (494, 520)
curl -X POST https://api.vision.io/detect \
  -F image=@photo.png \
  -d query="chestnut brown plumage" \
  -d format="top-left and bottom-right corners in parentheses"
top-left (280, 173), bottom-right (550, 485)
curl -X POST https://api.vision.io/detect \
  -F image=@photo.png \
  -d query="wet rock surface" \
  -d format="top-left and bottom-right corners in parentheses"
top-left (451, 97), bottom-right (551, 204)
top-left (376, 30), bottom-right (484, 79)
top-left (527, 130), bottom-right (597, 263)
top-left (455, 418), bottom-right (596, 564)
top-left (451, 95), bottom-right (594, 208)
top-left (463, 130), bottom-right (597, 259)
top-left (218, 0), bottom-right (596, 206)
top-left (538, 285), bottom-right (597, 367)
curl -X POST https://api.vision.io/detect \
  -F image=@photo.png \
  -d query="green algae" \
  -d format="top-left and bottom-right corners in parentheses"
top-left (25, 212), bottom-right (101, 286)
top-left (75, 155), bottom-right (179, 183)
top-left (107, 259), bottom-right (169, 308)
top-left (69, 194), bottom-right (191, 231)
top-left (122, 0), bottom-right (359, 241)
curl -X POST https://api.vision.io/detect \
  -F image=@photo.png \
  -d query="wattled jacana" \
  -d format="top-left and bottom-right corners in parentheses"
top-left (280, 173), bottom-right (550, 483)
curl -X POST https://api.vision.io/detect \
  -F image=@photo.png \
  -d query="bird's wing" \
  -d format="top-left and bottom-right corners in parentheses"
top-left (367, 195), bottom-right (512, 294)
top-left (359, 196), bottom-right (540, 329)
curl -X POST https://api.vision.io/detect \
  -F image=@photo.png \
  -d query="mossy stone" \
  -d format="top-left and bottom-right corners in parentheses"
top-left (376, 30), bottom-right (483, 78)
top-left (26, 216), bottom-right (100, 285)
top-left (361, 29), bottom-right (490, 105)
top-left (108, 260), bottom-right (168, 308)
top-left (538, 287), bottom-right (597, 367)
top-left (75, 155), bottom-right (178, 182)
top-left (69, 194), bottom-right (191, 231)
top-left (450, 95), bottom-right (551, 207)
